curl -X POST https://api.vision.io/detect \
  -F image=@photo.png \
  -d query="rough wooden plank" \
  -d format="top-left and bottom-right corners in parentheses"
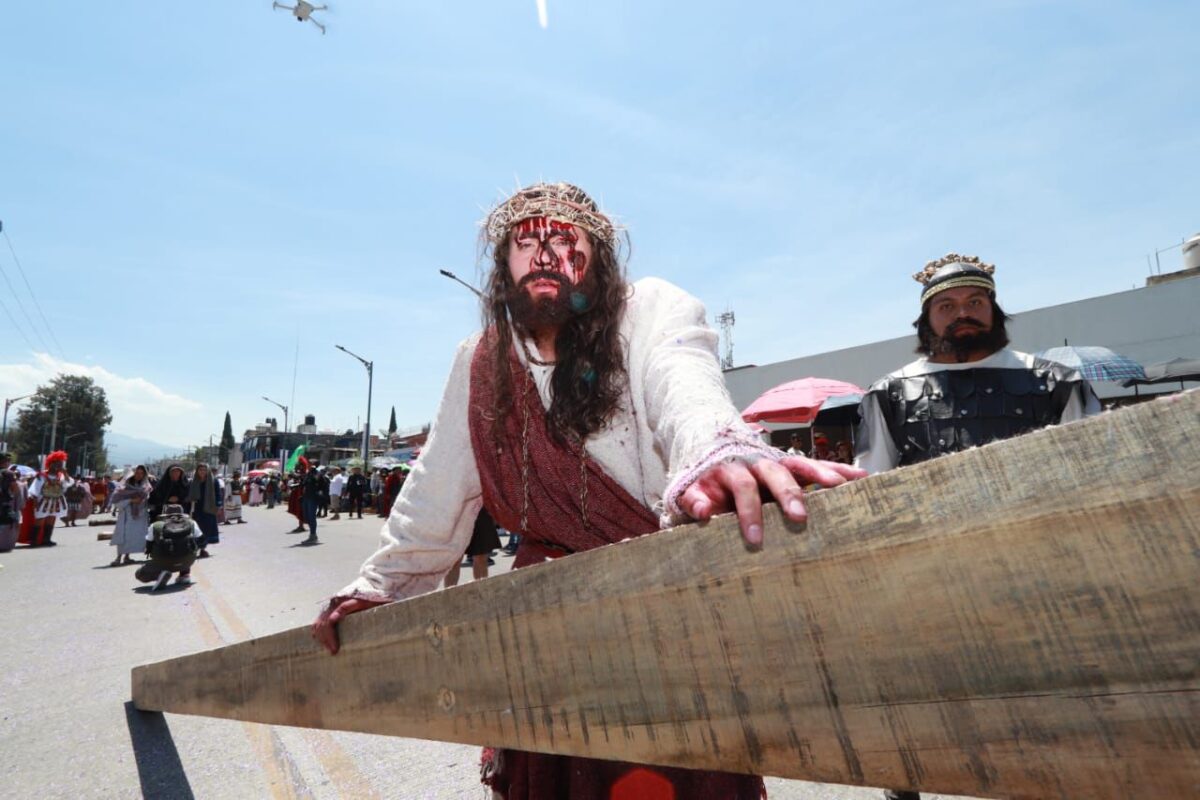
top-left (133, 390), bottom-right (1200, 799)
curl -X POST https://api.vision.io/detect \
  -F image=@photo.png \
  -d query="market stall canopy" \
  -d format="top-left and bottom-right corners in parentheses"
top-left (1120, 357), bottom-right (1200, 387)
top-left (1036, 346), bottom-right (1146, 382)
top-left (740, 377), bottom-right (865, 425)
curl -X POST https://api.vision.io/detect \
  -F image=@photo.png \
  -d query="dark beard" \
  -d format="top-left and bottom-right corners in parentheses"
top-left (929, 318), bottom-right (1007, 362)
top-left (506, 270), bottom-right (593, 330)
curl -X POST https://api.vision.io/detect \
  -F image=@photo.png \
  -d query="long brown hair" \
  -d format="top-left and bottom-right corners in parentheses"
top-left (481, 232), bottom-right (630, 443)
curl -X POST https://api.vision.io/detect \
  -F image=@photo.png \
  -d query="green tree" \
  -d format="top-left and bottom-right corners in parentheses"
top-left (219, 412), bottom-right (236, 465)
top-left (388, 406), bottom-right (398, 436)
top-left (11, 375), bottom-right (113, 475)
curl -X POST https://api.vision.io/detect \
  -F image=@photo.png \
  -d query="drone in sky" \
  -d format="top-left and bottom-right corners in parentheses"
top-left (273, 1), bottom-right (328, 35)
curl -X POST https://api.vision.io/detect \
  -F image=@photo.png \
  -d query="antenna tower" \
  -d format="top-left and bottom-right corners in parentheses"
top-left (716, 309), bottom-right (735, 370)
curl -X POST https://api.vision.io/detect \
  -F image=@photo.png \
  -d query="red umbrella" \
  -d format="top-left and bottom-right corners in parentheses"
top-left (740, 377), bottom-right (866, 425)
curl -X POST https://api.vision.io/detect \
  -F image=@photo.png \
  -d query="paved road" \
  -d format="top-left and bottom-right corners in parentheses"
top-left (0, 506), bottom-right (974, 799)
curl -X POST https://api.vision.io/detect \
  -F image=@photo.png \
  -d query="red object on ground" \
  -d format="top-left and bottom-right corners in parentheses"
top-left (739, 377), bottom-right (865, 424)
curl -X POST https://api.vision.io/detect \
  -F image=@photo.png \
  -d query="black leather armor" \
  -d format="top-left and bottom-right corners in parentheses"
top-left (870, 363), bottom-right (1081, 467)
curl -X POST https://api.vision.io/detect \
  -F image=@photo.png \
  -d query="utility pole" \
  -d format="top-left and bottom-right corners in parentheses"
top-left (1, 394), bottom-right (31, 451)
top-left (335, 345), bottom-right (374, 468)
top-left (48, 396), bottom-right (60, 452)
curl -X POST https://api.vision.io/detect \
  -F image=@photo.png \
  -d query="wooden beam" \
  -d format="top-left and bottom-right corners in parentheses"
top-left (133, 390), bottom-right (1200, 799)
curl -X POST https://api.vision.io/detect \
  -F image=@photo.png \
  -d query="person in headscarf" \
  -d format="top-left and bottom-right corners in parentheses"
top-left (109, 465), bottom-right (152, 566)
top-left (187, 463), bottom-right (223, 558)
top-left (149, 464), bottom-right (190, 522)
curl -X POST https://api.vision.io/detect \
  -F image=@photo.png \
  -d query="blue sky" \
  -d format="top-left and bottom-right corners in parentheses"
top-left (1, 1), bottom-right (1196, 456)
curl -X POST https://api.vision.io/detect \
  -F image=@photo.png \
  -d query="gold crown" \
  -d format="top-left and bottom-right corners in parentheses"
top-left (912, 253), bottom-right (995, 285)
top-left (483, 182), bottom-right (619, 247)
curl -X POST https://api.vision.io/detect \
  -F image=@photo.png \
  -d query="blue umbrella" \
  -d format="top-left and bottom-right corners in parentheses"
top-left (1037, 346), bottom-right (1147, 382)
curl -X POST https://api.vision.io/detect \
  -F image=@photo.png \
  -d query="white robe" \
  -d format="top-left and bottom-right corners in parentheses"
top-left (111, 492), bottom-right (151, 556)
top-left (338, 278), bottom-right (777, 604)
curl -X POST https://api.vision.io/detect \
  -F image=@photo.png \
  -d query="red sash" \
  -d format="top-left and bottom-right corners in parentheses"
top-left (468, 333), bottom-right (659, 566)
top-left (469, 333), bottom-right (764, 799)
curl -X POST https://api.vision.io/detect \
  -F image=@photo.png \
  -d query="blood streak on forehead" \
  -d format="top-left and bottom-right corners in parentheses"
top-left (513, 216), bottom-right (577, 240)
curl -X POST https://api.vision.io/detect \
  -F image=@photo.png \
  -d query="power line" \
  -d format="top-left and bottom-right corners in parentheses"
top-left (0, 287), bottom-right (36, 350)
top-left (0, 247), bottom-right (50, 352)
top-left (2, 227), bottom-right (67, 358)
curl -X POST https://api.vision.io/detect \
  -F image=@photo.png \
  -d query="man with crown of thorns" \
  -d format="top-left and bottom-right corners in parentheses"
top-left (312, 181), bottom-right (864, 799)
top-left (855, 255), bottom-right (1101, 800)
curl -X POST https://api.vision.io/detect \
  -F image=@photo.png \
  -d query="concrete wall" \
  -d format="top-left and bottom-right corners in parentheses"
top-left (724, 273), bottom-right (1200, 418)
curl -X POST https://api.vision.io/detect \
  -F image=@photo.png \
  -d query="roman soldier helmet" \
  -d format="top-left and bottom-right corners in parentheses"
top-left (44, 450), bottom-right (68, 471)
top-left (163, 503), bottom-right (186, 517)
top-left (913, 253), bottom-right (996, 306)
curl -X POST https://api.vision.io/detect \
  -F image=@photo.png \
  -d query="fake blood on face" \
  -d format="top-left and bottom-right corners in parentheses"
top-left (511, 217), bottom-right (590, 287)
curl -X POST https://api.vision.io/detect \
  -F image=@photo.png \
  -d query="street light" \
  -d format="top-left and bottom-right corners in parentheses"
top-left (262, 396), bottom-right (290, 435)
top-left (2, 394), bottom-right (30, 451)
top-left (335, 345), bottom-right (374, 468)
top-left (439, 268), bottom-right (483, 298)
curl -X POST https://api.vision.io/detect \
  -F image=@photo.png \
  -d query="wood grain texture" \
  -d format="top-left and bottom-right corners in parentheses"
top-left (133, 390), bottom-right (1200, 799)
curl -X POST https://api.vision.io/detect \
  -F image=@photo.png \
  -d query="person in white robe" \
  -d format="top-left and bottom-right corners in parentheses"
top-left (109, 465), bottom-right (152, 566)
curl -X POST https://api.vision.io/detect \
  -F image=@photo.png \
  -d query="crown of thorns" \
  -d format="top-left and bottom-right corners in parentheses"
top-left (912, 253), bottom-right (996, 285)
top-left (483, 182), bottom-right (619, 247)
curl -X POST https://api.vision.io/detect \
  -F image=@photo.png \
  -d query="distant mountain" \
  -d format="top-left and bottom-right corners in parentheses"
top-left (105, 432), bottom-right (186, 468)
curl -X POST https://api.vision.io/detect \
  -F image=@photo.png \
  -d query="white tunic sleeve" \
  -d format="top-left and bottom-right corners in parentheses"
top-left (628, 279), bottom-right (780, 524)
top-left (335, 337), bottom-right (484, 604)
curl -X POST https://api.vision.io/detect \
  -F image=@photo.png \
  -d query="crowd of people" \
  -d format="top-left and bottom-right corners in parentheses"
top-left (0, 455), bottom-right (448, 576)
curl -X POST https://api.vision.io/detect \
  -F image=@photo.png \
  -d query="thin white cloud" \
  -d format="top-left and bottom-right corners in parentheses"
top-left (0, 353), bottom-right (201, 445)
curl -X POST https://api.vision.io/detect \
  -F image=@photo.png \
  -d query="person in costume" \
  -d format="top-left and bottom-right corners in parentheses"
top-left (187, 463), bottom-right (222, 558)
top-left (90, 476), bottom-right (108, 514)
top-left (248, 476), bottom-right (264, 507)
top-left (18, 450), bottom-right (70, 547)
top-left (344, 465), bottom-right (367, 519)
top-left (65, 478), bottom-right (88, 526)
top-left (312, 182), bottom-right (863, 800)
top-left (149, 464), bottom-right (190, 522)
top-left (109, 465), bottom-right (152, 566)
top-left (315, 467), bottom-right (330, 519)
top-left (286, 464), bottom-right (307, 533)
top-left (855, 253), bottom-right (1100, 476)
top-left (300, 461), bottom-right (321, 545)
top-left (135, 503), bottom-right (203, 590)
top-left (265, 473), bottom-right (280, 509)
top-left (0, 453), bottom-right (20, 552)
top-left (223, 470), bottom-right (247, 525)
top-left (853, 253), bottom-right (1100, 800)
